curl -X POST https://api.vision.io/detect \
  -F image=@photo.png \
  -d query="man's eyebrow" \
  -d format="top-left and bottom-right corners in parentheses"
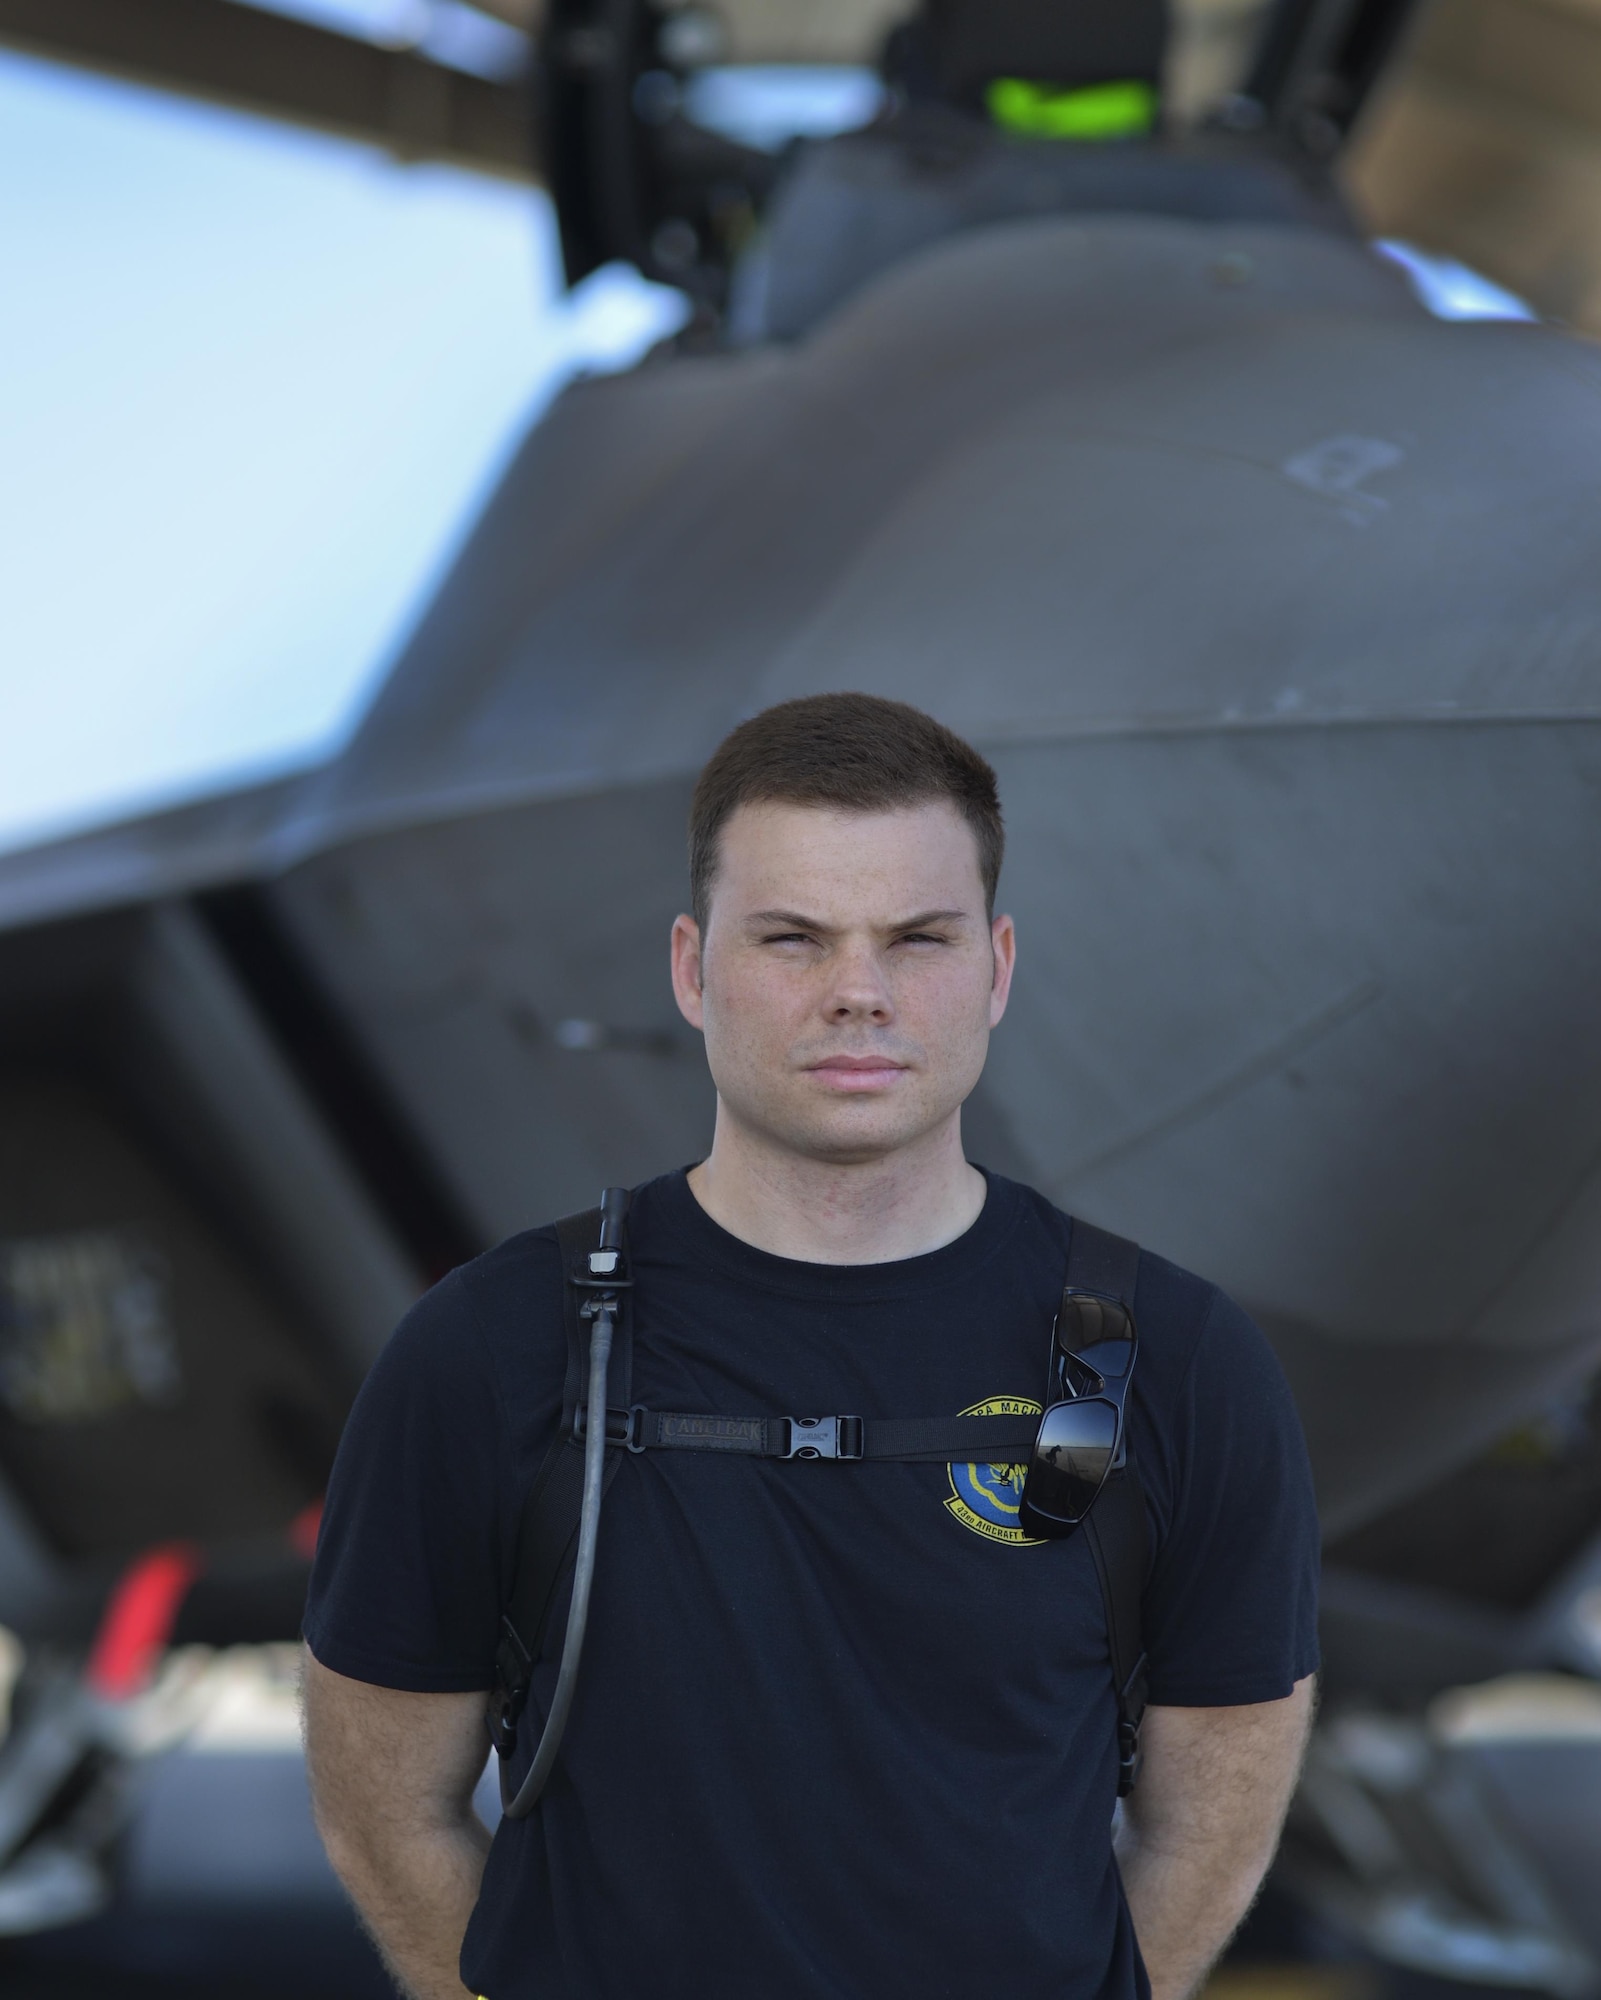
top-left (740, 907), bottom-right (973, 933)
top-left (743, 909), bottom-right (832, 932)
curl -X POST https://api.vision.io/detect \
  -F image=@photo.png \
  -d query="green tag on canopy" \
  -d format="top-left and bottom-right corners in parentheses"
top-left (985, 77), bottom-right (1158, 140)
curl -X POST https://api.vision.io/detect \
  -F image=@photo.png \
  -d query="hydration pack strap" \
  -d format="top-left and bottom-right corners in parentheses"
top-left (574, 1405), bottom-right (1040, 1462)
top-left (1083, 1466), bottom-right (1150, 1795)
top-left (1066, 1220), bottom-right (1150, 1797)
top-left (493, 1207), bottom-right (1152, 1798)
top-left (490, 1207), bottom-right (631, 1758)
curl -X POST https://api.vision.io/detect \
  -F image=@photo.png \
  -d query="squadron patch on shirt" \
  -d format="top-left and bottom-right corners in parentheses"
top-left (945, 1397), bottom-right (1046, 1545)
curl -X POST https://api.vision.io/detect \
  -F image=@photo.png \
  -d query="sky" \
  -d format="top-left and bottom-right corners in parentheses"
top-left (0, 45), bottom-right (686, 856)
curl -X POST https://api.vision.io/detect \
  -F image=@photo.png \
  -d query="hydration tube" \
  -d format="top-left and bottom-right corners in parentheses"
top-left (499, 1188), bottom-right (627, 1818)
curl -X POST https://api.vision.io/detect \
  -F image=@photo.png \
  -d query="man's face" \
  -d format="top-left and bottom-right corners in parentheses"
top-left (671, 800), bottom-right (1015, 1165)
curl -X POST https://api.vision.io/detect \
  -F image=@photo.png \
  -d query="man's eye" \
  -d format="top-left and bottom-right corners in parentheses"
top-left (765, 932), bottom-right (815, 946)
top-left (898, 932), bottom-right (949, 946)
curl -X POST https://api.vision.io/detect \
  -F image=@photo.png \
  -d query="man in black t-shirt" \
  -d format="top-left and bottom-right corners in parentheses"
top-left (303, 693), bottom-right (1319, 2000)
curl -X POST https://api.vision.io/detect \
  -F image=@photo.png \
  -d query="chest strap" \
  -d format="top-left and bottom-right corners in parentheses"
top-left (492, 1208), bottom-right (1151, 1801)
top-left (574, 1404), bottom-right (1041, 1463)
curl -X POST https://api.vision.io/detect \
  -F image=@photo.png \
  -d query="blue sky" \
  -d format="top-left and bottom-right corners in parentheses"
top-left (0, 45), bottom-right (685, 856)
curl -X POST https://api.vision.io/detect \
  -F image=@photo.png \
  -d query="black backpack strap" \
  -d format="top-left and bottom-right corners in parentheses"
top-left (555, 1209), bottom-right (598, 1432)
top-left (489, 1198), bottom-right (1152, 1801)
top-left (551, 1206), bottom-right (636, 1428)
top-left (1063, 1215), bottom-right (1140, 1307)
top-left (489, 1206), bottom-right (630, 1757)
top-left (592, 1409), bottom-right (1041, 1461)
top-left (1082, 1471), bottom-right (1150, 1795)
top-left (1065, 1216), bottom-right (1150, 1797)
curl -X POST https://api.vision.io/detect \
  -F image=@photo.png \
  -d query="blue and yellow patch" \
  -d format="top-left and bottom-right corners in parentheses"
top-left (945, 1397), bottom-right (1045, 1545)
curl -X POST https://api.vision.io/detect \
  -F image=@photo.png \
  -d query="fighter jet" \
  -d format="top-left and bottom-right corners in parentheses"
top-left (0, 0), bottom-right (1599, 1981)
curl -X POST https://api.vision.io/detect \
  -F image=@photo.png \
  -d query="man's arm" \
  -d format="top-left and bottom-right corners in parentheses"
top-left (1116, 1676), bottom-right (1316, 2000)
top-left (302, 1647), bottom-right (492, 2000)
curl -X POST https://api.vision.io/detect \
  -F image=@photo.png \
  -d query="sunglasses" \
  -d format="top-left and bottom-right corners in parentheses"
top-left (1018, 1288), bottom-right (1138, 1539)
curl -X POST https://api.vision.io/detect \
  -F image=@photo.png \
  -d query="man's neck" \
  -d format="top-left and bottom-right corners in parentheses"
top-left (686, 1114), bottom-right (987, 1266)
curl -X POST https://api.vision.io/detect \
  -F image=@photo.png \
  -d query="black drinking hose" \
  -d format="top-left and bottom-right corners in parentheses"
top-left (500, 1186), bottom-right (628, 1818)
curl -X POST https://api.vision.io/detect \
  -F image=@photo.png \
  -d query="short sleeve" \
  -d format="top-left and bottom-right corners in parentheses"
top-left (303, 1271), bottom-right (509, 1693)
top-left (1141, 1288), bottom-right (1321, 1706)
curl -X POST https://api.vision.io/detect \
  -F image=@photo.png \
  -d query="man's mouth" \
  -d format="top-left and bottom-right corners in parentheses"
top-left (807, 1056), bottom-right (909, 1090)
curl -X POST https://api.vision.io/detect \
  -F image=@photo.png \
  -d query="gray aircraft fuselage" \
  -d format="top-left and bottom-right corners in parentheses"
top-left (0, 155), bottom-right (1599, 1704)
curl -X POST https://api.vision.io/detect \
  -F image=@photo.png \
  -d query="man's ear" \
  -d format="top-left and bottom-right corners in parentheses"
top-left (989, 913), bottom-right (1016, 1028)
top-left (671, 914), bottom-right (706, 1028)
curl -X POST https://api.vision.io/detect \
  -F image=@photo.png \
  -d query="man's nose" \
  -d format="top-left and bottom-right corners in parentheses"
top-left (824, 942), bottom-right (894, 1021)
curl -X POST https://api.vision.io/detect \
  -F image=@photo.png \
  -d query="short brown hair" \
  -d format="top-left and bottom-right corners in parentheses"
top-left (688, 693), bottom-right (1004, 931)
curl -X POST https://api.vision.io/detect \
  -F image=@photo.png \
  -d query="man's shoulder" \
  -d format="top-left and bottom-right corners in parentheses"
top-left (363, 1227), bottom-right (566, 1400)
top-left (999, 1176), bottom-right (1221, 1323)
top-left (450, 1169), bottom-right (686, 1320)
top-left (440, 1173), bottom-right (673, 1334)
top-left (452, 1220), bottom-right (564, 1316)
top-left (1000, 1175), bottom-right (1264, 1399)
top-left (425, 1224), bottom-right (566, 1381)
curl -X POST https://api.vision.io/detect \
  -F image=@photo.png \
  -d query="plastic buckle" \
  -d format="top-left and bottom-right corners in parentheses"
top-left (574, 1272), bottom-right (633, 1295)
top-left (573, 1403), bottom-right (640, 1449)
top-left (488, 1620), bottom-right (531, 1756)
top-left (1116, 1718), bottom-right (1142, 1797)
top-left (784, 1415), bottom-right (863, 1460)
top-left (488, 1694), bottom-right (520, 1757)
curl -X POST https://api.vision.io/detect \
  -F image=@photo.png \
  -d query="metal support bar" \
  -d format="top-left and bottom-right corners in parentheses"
top-left (0, 0), bottom-right (535, 179)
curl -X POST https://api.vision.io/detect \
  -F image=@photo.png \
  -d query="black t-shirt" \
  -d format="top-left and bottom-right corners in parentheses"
top-left (304, 1169), bottom-right (1319, 2000)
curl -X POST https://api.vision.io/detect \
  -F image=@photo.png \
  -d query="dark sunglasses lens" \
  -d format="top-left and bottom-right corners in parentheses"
top-left (1056, 1295), bottom-right (1135, 1381)
top-left (1024, 1398), bottom-right (1119, 1526)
